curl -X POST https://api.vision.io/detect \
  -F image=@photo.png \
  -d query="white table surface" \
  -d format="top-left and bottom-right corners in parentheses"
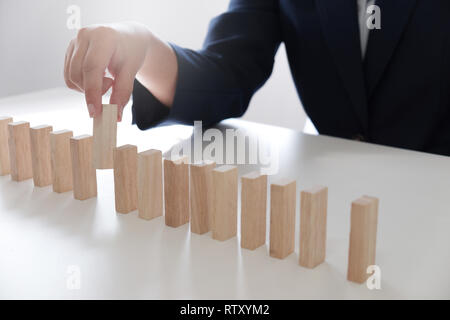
top-left (0, 88), bottom-right (449, 300)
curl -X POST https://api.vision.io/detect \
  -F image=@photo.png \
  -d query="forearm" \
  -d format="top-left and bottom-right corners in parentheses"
top-left (136, 32), bottom-right (178, 107)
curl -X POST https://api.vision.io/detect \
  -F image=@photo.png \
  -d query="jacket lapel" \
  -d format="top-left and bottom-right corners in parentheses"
top-left (364, 0), bottom-right (418, 99)
top-left (316, 0), bottom-right (369, 132)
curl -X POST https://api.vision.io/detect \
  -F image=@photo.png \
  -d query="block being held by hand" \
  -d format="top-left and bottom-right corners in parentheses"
top-left (93, 104), bottom-right (118, 169)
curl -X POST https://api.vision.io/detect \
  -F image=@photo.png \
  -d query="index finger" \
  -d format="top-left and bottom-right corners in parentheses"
top-left (82, 42), bottom-right (114, 117)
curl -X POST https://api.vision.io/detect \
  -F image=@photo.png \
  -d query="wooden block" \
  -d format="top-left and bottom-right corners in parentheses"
top-left (138, 150), bottom-right (163, 220)
top-left (269, 179), bottom-right (296, 259)
top-left (113, 145), bottom-right (138, 214)
top-left (190, 161), bottom-right (216, 234)
top-left (0, 116), bottom-right (13, 176)
top-left (50, 130), bottom-right (74, 193)
top-left (30, 125), bottom-right (53, 187)
top-left (93, 104), bottom-right (118, 169)
top-left (70, 135), bottom-right (97, 200)
top-left (347, 196), bottom-right (379, 284)
top-left (299, 186), bottom-right (328, 268)
top-left (138, 150), bottom-right (164, 220)
top-left (212, 165), bottom-right (238, 241)
top-left (8, 121), bottom-right (33, 181)
top-left (164, 156), bottom-right (190, 227)
top-left (241, 171), bottom-right (267, 250)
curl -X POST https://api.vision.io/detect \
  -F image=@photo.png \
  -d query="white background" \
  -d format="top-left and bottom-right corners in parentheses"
top-left (0, 0), bottom-right (308, 130)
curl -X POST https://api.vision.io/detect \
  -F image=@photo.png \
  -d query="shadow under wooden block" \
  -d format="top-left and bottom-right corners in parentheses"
top-left (212, 165), bottom-right (238, 241)
top-left (190, 160), bottom-right (216, 234)
top-left (50, 130), bottom-right (74, 193)
top-left (93, 104), bottom-right (117, 169)
top-left (0, 116), bottom-right (13, 176)
top-left (114, 145), bottom-right (138, 214)
top-left (164, 156), bottom-right (189, 227)
top-left (299, 186), bottom-right (328, 268)
top-left (241, 171), bottom-right (267, 250)
top-left (30, 125), bottom-right (53, 187)
top-left (8, 121), bottom-right (33, 182)
top-left (270, 179), bottom-right (296, 259)
top-left (347, 196), bottom-right (379, 284)
top-left (70, 135), bottom-right (97, 200)
top-left (138, 150), bottom-right (163, 220)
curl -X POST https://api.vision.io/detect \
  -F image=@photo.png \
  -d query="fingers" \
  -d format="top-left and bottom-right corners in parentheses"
top-left (82, 39), bottom-right (115, 117)
top-left (109, 68), bottom-right (135, 122)
top-left (68, 37), bottom-right (89, 91)
top-left (64, 40), bottom-right (81, 92)
top-left (64, 25), bottom-right (139, 120)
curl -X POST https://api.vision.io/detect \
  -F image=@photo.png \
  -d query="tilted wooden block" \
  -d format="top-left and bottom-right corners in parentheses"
top-left (241, 171), bottom-right (267, 250)
top-left (8, 121), bottom-right (33, 181)
top-left (0, 116), bottom-right (13, 176)
top-left (113, 145), bottom-right (138, 214)
top-left (299, 186), bottom-right (328, 268)
top-left (347, 196), bottom-right (379, 284)
top-left (164, 156), bottom-right (190, 227)
top-left (70, 135), bottom-right (97, 200)
top-left (93, 104), bottom-right (117, 169)
top-left (212, 165), bottom-right (238, 241)
top-left (190, 161), bottom-right (216, 234)
top-left (30, 125), bottom-right (53, 187)
top-left (269, 179), bottom-right (296, 259)
top-left (138, 150), bottom-right (163, 220)
top-left (50, 130), bottom-right (74, 193)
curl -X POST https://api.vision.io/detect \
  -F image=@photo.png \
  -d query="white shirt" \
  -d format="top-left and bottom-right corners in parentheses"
top-left (358, 0), bottom-right (376, 58)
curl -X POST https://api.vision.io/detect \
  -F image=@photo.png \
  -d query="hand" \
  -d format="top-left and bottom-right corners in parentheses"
top-left (64, 22), bottom-right (152, 121)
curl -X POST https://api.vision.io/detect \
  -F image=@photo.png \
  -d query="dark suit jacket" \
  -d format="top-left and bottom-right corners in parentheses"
top-left (132, 0), bottom-right (450, 156)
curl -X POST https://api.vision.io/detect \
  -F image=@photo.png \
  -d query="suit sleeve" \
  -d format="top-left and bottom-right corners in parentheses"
top-left (131, 0), bottom-right (281, 129)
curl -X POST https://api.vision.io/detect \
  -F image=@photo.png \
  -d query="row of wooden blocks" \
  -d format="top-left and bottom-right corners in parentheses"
top-left (0, 106), bottom-right (378, 284)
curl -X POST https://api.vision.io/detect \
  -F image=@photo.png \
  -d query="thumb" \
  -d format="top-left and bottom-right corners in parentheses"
top-left (109, 69), bottom-right (134, 122)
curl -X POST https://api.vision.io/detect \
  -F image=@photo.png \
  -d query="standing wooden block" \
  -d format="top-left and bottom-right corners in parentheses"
top-left (347, 196), bottom-right (379, 284)
top-left (113, 145), bottom-right (138, 214)
top-left (30, 125), bottom-right (53, 187)
top-left (93, 104), bottom-right (118, 169)
top-left (299, 186), bottom-right (328, 268)
top-left (269, 179), bottom-right (296, 259)
top-left (241, 171), bottom-right (267, 250)
top-left (190, 161), bottom-right (216, 234)
top-left (70, 135), bottom-right (97, 200)
top-left (212, 165), bottom-right (238, 241)
top-left (0, 116), bottom-right (13, 176)
top-left (164, 156), bottom-right (189, 227)
top-left (138, 150), bottom-right (163, 220)
top-left (50, 130), bottom-right (73, 193)
top-left (8, 121), bottom-right (33, 181)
